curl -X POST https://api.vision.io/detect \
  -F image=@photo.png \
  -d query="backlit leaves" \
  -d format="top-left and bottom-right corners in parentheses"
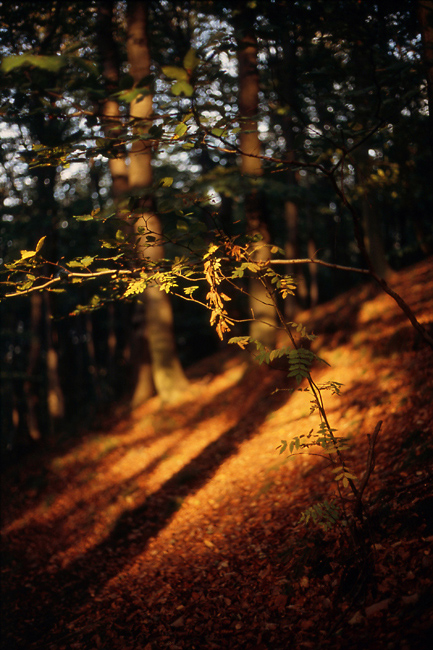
top-left (1, 54), bottom-right (67, 73)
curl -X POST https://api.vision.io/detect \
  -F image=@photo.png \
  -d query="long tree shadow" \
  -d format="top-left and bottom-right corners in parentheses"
top-left (3, 365), bottom-right (291, 648)
top-left (1, 355), bottom-right (247, 533)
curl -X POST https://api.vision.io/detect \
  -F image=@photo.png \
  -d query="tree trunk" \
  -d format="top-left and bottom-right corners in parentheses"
top-left (96, 0), bottom-right (129, 197)
top-left (277, 29), bottom-right (308, 318)
top-left (236, 5), bottom-right (278, 349)
top-left (44, 294), bottom-right (64, 437)
top-left (32, 159), bottom-right (65, 438)
top-left (356, 146), bottom-right (391, 279)
top-left (361, 192), bottom-right (390, 279)
top-left (96, 0), bottom-right (152, 406)
top-left (127, 0), bottom-right (188, 402)
top-left (23, 293), bottom-right (43, 441)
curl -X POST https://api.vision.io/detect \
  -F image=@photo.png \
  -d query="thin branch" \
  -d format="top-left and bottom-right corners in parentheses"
top-left (328, 173), bottom-right (433, 349)
top-left (268, 258), bottom-right (371, 275)
top-left (3, 268), bottom-right (130, 299)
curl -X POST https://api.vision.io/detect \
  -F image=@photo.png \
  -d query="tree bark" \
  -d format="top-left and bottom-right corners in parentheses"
top-left (127, 0), bottom-right (188, 402)
top-left (23, 293), bottom-right (43, 440)
top-left (96, 0), bottom-right (129, 197)
top-left (278, 29), bottom-right (310, 317)
top-left (236, 4), bottom-right (278, 349)
top-left (96, 0), bottom-right (154, 406)
top-left (357, 146), bottom-right (391, 279)
top-left (44, 293), bottom-right (65, 437)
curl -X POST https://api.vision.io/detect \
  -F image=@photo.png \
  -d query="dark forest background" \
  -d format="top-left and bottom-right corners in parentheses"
top-left (1, 0), bottom-right (432, 461)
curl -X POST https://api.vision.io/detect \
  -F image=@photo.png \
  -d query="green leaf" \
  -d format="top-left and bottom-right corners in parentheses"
top-left (228, 336), bottom-right (251, 349)
top-left (175, 123), bottom-right (188, 138)
top-left (73, 212), bottom-right (98, 221)
top-left (171, 81), bottom-right (194, 97)
top-left (162, 66), bottom-right (188, 81)
top-left (183, 48), bottom-right (200, 72)
top-left (116, 88), bottom-right (142, 103)
top-left (176, 219), bottom-right (189, 232)
top-left (81, 256), bottom-right (95, 267)
top-left (1, 54), bottom-right (66, 73)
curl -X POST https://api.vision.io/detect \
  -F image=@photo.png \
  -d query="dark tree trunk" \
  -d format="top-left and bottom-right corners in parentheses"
top-left (236, 3), bottom-right (278, 349)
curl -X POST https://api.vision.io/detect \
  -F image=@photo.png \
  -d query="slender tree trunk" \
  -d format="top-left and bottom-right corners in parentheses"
top-left (236, 5), bottom-right (277, 349)
top-left (44, 294), bottom-right (64, 437)
top-left (278, 32), bottom-right (310, 317)
top-left (97, 0), bottom-right (154, 405)
top-left (361, 193), bottom-right (390, 279)
top-left (97, 0), bottom-right (129, 197)
top-left (32, 161), bottom-right (65, 438)
top-left (355, 146), bottom-right (391, 279)
top-left (23, 293), bottom-right (43, 440)
top-left (127, 0), bottom-right (188, 402)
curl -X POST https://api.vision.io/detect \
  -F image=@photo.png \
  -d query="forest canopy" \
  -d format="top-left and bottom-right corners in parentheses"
top-left (1, 0), bottom-right (432, 453)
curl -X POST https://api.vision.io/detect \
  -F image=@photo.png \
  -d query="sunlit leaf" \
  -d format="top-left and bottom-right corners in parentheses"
top-left (183, 48), bottom-right (200, 72)
top-left (171, 81), bottom-right (194, 97)
top-left (211, 128), bottom-right (226, 137)
top-left (20, 249), bottom-right (36, 260)
top-left (1, 54), bottom-right (66, 73)
top-left (35, 236), bottom-right (46, 253)
top-left (175, 123), bottom-right (188, 138)
top-left (184, 285), bottom-right (199, 296)
top-left (81, 256), bottom-right (95, 267)
top-left (162, 66), bottom-right (188, 81)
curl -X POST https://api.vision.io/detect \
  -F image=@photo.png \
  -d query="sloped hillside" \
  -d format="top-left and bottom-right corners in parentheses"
top-left (1, 258), bottom-right (433, 650)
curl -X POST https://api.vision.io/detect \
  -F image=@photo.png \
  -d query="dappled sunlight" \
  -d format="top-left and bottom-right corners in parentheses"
top-left (2, 260), bottom-right (433, 649)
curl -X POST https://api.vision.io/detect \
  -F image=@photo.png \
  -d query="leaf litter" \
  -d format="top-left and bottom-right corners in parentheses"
top-left (1, 258), bottom-right (433, 649)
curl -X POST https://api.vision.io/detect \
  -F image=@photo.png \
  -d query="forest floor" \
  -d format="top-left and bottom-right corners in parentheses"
top-left (2, 258), bottom-right (433, 650)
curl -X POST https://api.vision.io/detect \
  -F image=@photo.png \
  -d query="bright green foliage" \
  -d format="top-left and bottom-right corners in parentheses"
top-left (1, 54), bottom-right (67, 73)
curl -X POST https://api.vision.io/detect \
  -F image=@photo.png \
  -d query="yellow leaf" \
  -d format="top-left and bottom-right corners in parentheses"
top-left (183, 48), bottom-right (200, 72)
top-left (174, 123), bottom-right (188, 138)
top-left (171, 80), bottom-right (194, 97)
top-left (35, 236), bottom-right (46, 253)
top-left (162, 66), bottom-right (188, 81)
top-left (20, 249), bottom-right (36, 260)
